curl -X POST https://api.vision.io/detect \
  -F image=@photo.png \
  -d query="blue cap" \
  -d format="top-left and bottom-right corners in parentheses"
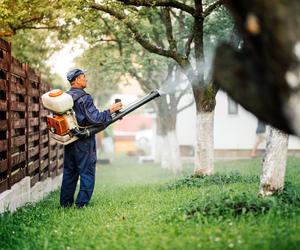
top-left (67, 69), bottom-right (86, 82)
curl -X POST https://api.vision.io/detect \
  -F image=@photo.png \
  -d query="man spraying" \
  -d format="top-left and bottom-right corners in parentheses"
top-left (60, 69), bottom-right (122, 208)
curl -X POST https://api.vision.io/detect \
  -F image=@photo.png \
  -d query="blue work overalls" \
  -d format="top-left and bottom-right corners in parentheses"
top-left (60, 88), bottom-right (112, 208)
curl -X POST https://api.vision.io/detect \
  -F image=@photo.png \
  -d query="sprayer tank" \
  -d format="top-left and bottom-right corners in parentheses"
top-left (41, 89), bottom-right (74, 114)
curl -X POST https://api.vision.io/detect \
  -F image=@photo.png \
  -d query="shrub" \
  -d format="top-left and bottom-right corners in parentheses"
top-left (166, 172), bottom-right (259, 190)
top-left (174, 182), bottom-right (300, 220)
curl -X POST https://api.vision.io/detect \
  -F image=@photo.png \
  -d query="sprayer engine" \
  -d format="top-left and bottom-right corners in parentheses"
top-left (41, 89), bottom-right (161, 145)
top-left (47, 111), bottom-right (76, 136)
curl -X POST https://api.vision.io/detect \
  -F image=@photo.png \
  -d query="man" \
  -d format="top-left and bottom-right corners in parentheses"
top-left (250, 120), bottom-right (267, 157)
top-left (60, 69), bottom-right (122, 208)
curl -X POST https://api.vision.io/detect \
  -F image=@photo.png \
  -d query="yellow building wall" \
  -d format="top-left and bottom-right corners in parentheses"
top-left (115, 140), bottom-right (136, 153)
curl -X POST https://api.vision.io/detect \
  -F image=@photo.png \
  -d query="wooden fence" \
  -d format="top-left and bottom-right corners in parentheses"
top-left (0, 38), bottom-right (63, 194)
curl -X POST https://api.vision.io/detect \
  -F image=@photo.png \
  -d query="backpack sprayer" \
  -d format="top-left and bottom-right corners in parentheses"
top-left (41, 89), bottom-right (160, 145)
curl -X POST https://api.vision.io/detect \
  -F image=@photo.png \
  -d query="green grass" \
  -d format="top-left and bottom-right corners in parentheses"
top-left (0, 155), bottom-right (300, 250)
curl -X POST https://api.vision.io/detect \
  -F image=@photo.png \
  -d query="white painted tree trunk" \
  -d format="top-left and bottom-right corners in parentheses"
top-left (168, 130), bottom-right (182, 174)
top-left (161, 130), bottom-right (182, 173)
top-left (154, 134), bottom-right (163, 164)
top-left (161, 134), bottom-right (171, 170)
top-left (194, 111), bottom-right (214, 176)
top-left (259, 126), bottom-right (289, 196)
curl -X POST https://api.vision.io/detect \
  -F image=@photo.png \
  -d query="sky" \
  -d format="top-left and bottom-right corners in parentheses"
top-left (47, 37), bottom-right (88, 87)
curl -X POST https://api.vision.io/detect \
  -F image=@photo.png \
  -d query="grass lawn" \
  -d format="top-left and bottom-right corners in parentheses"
top-left (0, 155), bottom-right (300, 250)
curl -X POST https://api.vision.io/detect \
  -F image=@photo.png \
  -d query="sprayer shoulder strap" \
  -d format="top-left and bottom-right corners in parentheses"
top-left (66, 91), bottom-right (93, 129)
top-left (67, 91), bottom-right (88, 103)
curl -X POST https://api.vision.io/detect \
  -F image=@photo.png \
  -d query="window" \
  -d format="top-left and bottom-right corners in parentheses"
top-left (227, 95), bottom-right (238, 115)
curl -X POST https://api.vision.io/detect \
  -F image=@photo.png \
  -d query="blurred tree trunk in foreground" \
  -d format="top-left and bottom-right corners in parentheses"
top-left (260, 127), bottom-right (289, 196)
top-left (213, 0), bottom-right (300, 136)
top-left (213, 0), bottom-right (299, 194)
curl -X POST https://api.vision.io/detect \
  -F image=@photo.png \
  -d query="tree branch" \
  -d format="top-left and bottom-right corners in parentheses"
top-left (162, 7), bottom-right (177, 51)
top-left (0, 30), bottom-right (15, 37)
top-left (184, 27), bottom-right (194, 57)
top-left (169, 8), bottom-right (180, 20)
top-left (117, 0), bottom-right (195, 15)
top-left (147, 13), bottom-right (165, 49)
top-left (20, 15), bottom-right (45, 25)
top-left (1, 24), bottom-right (63, 37)
top-left (203, 0), bottom-right (224, 18)
top-left (16, 25), bottom-right (62, 31)
top-left (99, 17), bottom-right (124, 56)
top-left (193, 0), bottom-right (204, 66)
top-left (178, 101), bottom-right (194, 113)
top-left (96, 38), bottom-right (117, 43)
top-left (90, 2), bottom-right (190, 69)
top-left (175, 83), bottom-right (192, 106)
top-left (128, 67), bottom-right (158, 91)
top-left (1, 14), bottom-right (50, 37)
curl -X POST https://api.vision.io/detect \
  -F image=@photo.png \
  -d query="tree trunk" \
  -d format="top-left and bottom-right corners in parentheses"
top-left (161, 130), bottom-right (182, 173)
top-left (154, 134), bottom-right (163, 164)
top-left (155, 95), bottom-right (182, 173)
top-left (168, 130), bottom-right (182, 173)
top-left (160, 134), bottom-right (171, 170)
top-left (154, 112), bottom-right (163, 164)
top-left (194, 111), bottom-right (214, 176)
top-left (259, 127), bottom-right (289, 196)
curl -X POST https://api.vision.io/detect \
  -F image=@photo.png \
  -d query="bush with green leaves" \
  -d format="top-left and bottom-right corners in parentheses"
top-left (172, 182), bottom-right (300, 221)
top-left (166, 172), bottom-right (260, 190)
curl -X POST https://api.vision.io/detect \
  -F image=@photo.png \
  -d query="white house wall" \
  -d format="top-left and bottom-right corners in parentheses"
top-left (176, 91), bottom-right (300, 149)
